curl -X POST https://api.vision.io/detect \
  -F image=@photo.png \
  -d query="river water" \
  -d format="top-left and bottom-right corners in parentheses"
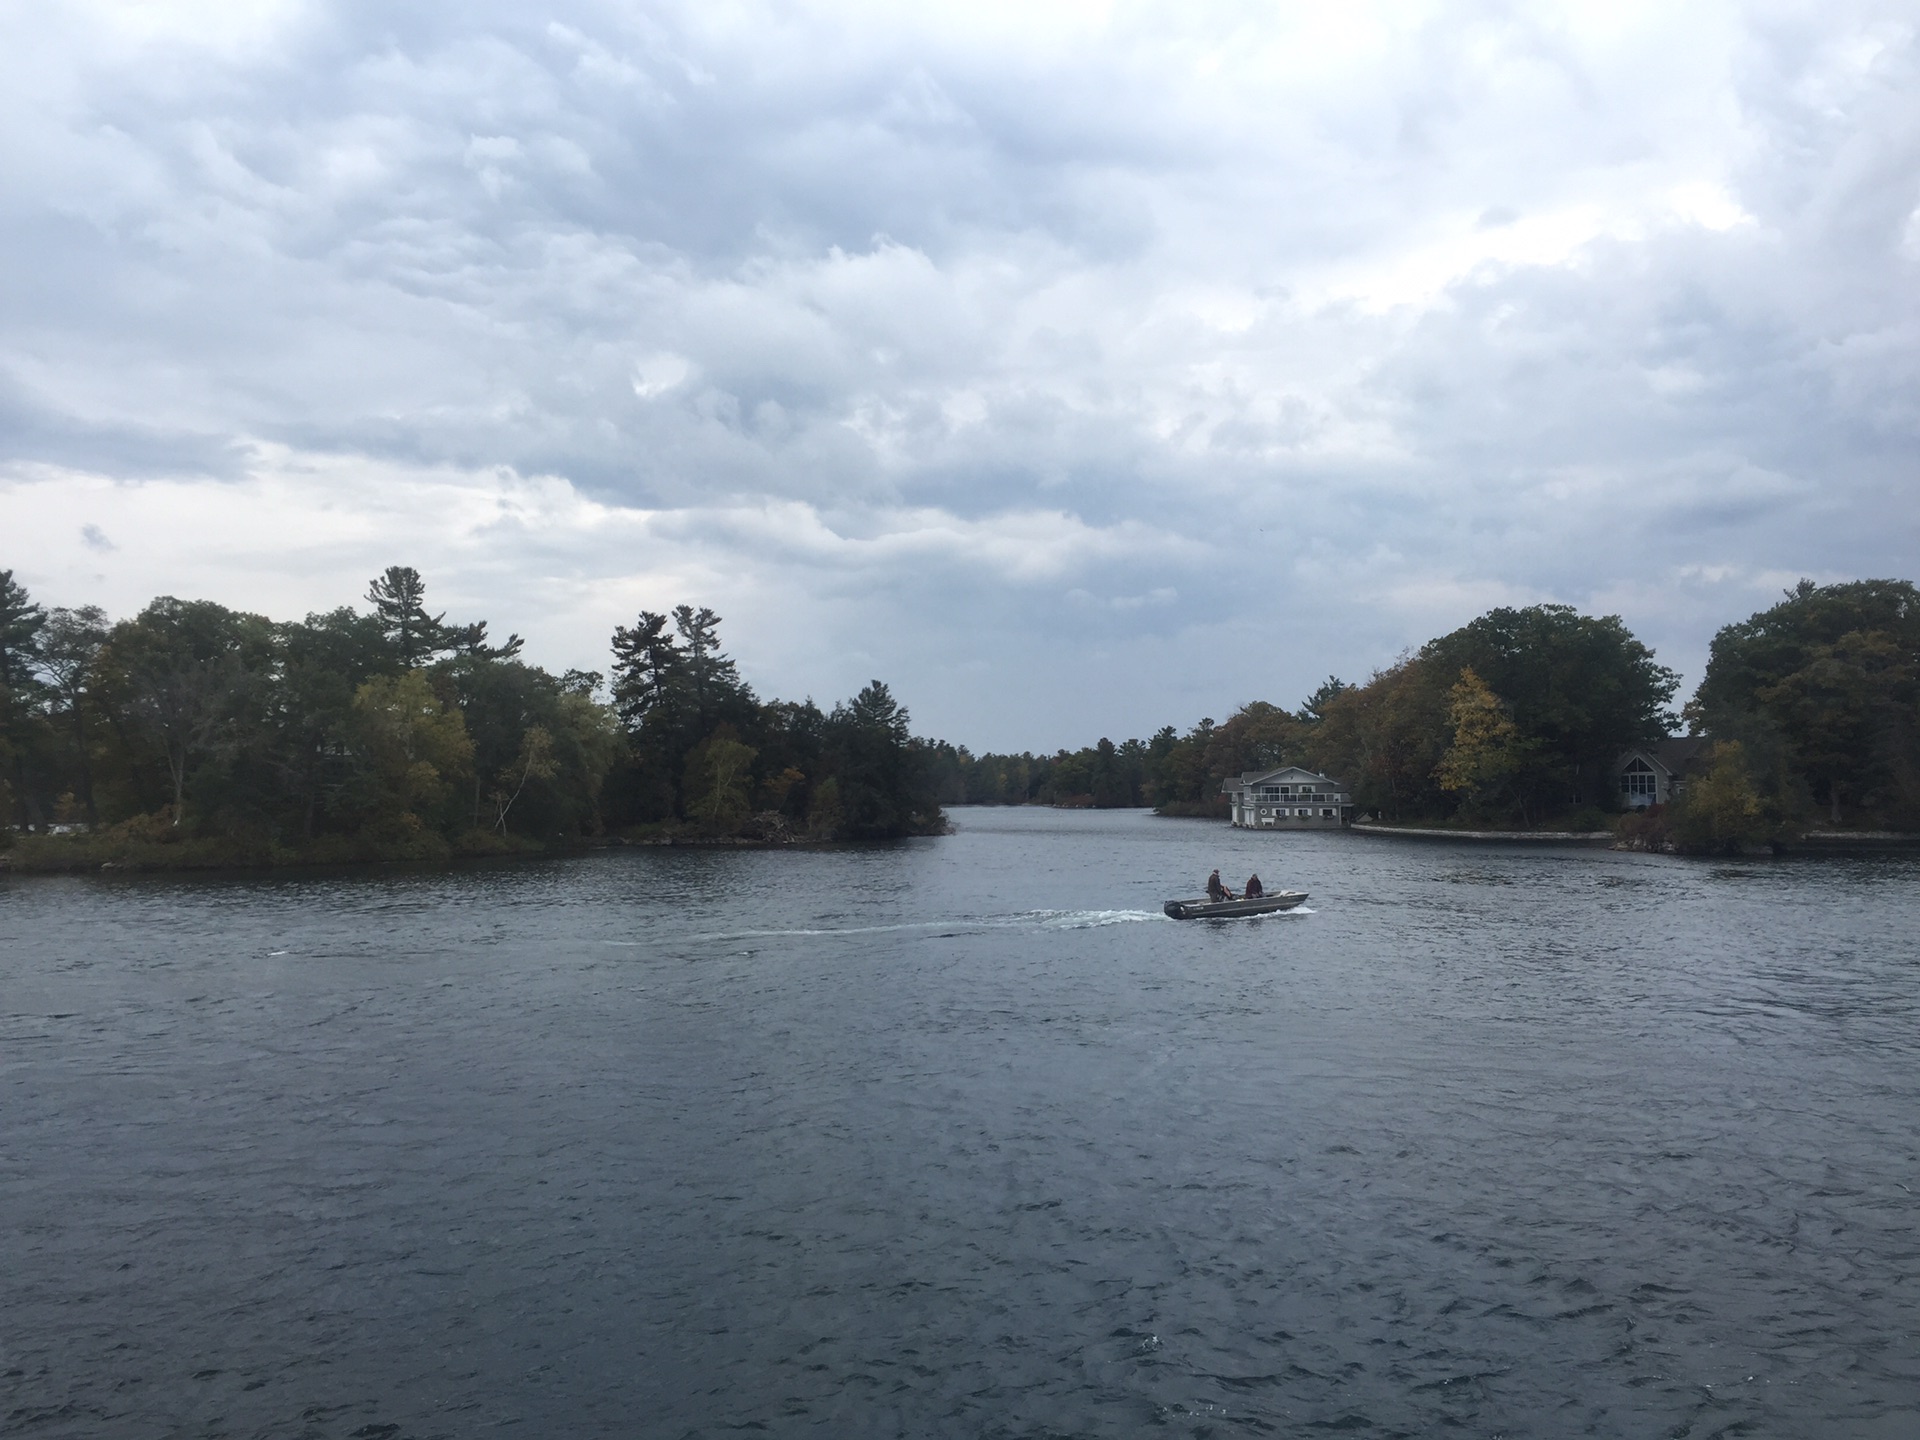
top-left (3, 807), bottom-right (1917, 1438)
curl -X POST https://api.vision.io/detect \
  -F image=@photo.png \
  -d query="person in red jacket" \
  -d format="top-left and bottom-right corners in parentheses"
top-left (1244, 874), bottom-right (1264, 899)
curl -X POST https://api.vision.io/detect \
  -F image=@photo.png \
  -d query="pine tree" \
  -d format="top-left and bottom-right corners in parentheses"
top-left (672, 605), bottom-right (745, 728)
top-left (0, 570), bottom-right (48, 829)
top-left (365, 566), bottom-right (446, 667)
top-left (609, 611), bottom-right (681, 733)
top-left (37, 606), bottom-right (109, 826)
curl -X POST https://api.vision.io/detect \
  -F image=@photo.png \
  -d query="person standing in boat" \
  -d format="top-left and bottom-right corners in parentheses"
top-left (1244, 874), bottom-right (1264, 899)
top-left (1207, 869), bottom-right (1233, 902)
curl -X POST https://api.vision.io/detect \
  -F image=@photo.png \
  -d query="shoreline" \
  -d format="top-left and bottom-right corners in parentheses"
top-left (1348, 822), bottom-right (1920, 852)
top-left (1348, 823), bottom-right (1615, 846)
top-left (0, 826), bottom-right (949, 878)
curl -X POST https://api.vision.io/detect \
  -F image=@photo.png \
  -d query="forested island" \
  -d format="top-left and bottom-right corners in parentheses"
top-left (2, 569), bottom-right (1913, 870)
top-left (922, 579), bottom-right (1920, 851)
top-left (0, 567), bottom-right (946, 871)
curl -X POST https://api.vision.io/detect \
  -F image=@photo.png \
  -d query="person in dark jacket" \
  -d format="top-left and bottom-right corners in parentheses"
top-left (1206, 869), bottom-right (1232, 902)
top-left (1244, 874), bottom-right (1264, 898)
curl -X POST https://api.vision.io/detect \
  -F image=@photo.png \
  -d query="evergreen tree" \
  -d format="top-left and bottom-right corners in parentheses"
top-left (1691, 580), bottom-right (1920, 826)
top-left (0, 571), bottom-right (48, 829)
top-left (365, 566), bottom-right (521, 668)
top-left (609, 611), bottom-right (681, 733)
top-left (36, 606), bottom-right (109, 826)
top-left (365, 566), bottom-right (446, 667)
top-left (671, 604), bottom-right (748, 731)
top-left (1295, 676), bottom-right (1349, 725)
top-left (825, 680), bottom-right (939, 838)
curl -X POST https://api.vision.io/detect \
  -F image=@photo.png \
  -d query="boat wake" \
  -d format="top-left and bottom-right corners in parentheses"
top-left (1023, 908), bottom-right (1169, 930)
top-left (604, 920), bottom-right (965, 946)
top-left (604, 907), bottom-right (1172, 947)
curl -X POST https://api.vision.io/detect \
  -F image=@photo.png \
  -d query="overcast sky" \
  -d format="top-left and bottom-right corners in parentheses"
top-left (3, 1), bottom-right (1915, 750)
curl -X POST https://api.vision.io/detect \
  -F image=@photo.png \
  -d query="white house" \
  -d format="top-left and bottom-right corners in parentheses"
top-left (1614, 737), bottom-right (1710, 809)
top-left (1220, 766), bottom-right (1354, 828)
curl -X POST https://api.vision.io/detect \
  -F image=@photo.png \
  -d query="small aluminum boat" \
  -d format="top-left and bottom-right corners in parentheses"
top-left (1162, 890), bottom-right (1308, 920)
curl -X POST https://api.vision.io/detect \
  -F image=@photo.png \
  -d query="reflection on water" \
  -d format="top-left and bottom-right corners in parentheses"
top-left (4, 808), bottom-right (1917, 1438)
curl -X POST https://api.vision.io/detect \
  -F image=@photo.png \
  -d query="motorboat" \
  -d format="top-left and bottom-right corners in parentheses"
top-left (1162, 890), bottom-right (1308, 920)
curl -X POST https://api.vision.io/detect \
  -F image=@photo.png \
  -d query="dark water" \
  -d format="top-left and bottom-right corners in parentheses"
top-left (4, 809), bottom-right (1918, 1439)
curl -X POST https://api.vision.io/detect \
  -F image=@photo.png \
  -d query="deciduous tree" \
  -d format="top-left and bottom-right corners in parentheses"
top-left (1435, 667), bottom-right (1524, 817)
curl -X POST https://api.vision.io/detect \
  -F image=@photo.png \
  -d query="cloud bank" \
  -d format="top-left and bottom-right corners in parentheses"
top-left (3, 1), bottom-right (1916, 747)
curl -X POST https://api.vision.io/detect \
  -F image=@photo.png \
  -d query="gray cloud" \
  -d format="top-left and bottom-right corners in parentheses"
top-left (2, 1), bottom-right (1917, 748)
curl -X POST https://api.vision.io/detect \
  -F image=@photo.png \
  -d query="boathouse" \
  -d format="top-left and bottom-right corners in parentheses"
top-left (1221, 766), bottom-right (1354, 829)
top-left (1613, 737), bottom-right (1709, 809)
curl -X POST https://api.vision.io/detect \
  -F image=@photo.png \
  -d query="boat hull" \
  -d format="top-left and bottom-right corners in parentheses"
top-left (1162, 891), bottom-right (1307, 920)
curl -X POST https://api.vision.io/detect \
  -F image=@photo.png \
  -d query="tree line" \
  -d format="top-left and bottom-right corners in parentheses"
top-left (942, 582), bottom-right (1920, 841)
top-left (0, 567), bottom-right (946, 863)
top-left (4, 569), bottom-right (1909, 862)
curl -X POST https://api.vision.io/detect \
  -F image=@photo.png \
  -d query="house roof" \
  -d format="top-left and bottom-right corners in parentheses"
top-left (1654, 736), bottom-right (1711, 773)
top-left (1616, 736), bottom-right (1711, 775)
top-left (1221, 765), bottom-right (1347, 793)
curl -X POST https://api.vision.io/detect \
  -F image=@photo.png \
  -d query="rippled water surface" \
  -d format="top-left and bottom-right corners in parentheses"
top-left (4, 808), bottom-right (1918, 1438)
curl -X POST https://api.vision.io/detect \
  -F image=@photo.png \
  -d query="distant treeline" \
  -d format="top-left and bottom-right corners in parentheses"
top-left (5, 568), bottom-right (1911, 864)
top-left (937, 581), bottom-right (1920, 843)
top-left (0, 566), bottom-right (945, 864)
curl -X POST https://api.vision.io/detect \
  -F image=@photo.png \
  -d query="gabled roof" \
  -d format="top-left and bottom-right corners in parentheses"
top-left (1615, 737), bottom-right (1710, 776)
top-left (1221, 765), bottom-right (1347, 793)
top-left (1654, 736), bottom-right (1711, 773)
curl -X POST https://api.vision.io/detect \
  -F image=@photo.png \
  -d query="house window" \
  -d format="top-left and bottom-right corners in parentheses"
top-left (1620, 759), bottom-right (1657, 797)
top-left (1321, 808), bottom-right (1333, 818)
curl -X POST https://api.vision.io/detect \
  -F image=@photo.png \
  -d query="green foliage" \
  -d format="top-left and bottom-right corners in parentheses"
top-left (956, 603), bottom-right (1689, 831)
top-left (0, 569), bottom-right (49, 830)
top-left (805, 776), bottom-right (844, 839)
top-left (344, 671), bottom-right (475, 835)
top-left (97, 597), bottom-right (275, 829)
top-left (826, 681), bottom-right (939, 839)
top-left (936, 699), bottom-right (1308, 816)
top-left (365, 566), bottom-right (445, 668)
top-left (1690, 580), bottom-right (1920, 827)
top-left (602, 606), bottom-right (943, 841)
top-left (366, 565), bottom-right (522, 667)
top-left (0, 567), bottom-right (623, 862)
top-left (10, 563), bottom-right (1906, 858)
top-left (1434, 667), bottom-right (1523, 815)
top-left (491, 724), bottom-right (557, 833)
top-left (36, 605), bottom-right (109, 826)
top-left (684, 734), bottom-right (757, 833)
top-left (605, 605), bottom-right (762, 823)
top-left (1292, 606), bottom-right (1677, 823)
top-left (1303, 655), bottom-right (1448, 819)
top-left (2, 567), bottom-right (947, 859)
top-left (1670, 741), bottom-right (1766, 853)
top-left (1419, 605), bottom-right (1678, 816)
